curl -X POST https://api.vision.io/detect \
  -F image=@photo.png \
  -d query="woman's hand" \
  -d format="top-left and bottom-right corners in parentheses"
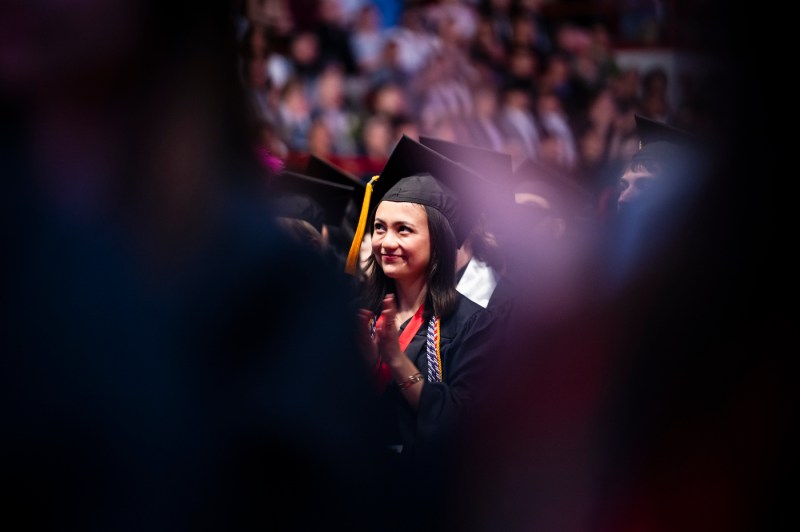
top-left (375, 294), bottom-right (424, 408)
top-left (356, 308), bottom-right (378, 367)
top-left (374, 294), bottom-right (402, 366)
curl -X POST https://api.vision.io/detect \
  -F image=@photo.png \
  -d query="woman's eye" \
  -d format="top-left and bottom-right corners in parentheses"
top-left (374, 222), bottom-right (385, 232)
top-left (399, 225), bottom-right (411, 233)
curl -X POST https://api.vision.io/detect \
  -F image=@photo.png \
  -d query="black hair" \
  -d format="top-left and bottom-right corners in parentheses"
top-left (466, 214), bottom-right (506, 274)
top-left (623, 156), bottom-right (664, 176)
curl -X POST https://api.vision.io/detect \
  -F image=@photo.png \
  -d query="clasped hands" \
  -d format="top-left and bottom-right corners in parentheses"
top-left (357, 294), bottom-right (403, 368)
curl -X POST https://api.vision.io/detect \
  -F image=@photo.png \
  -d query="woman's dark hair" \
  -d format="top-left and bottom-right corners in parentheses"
top-left (275, 217), bottom-right (326, 254)
top-left (362, 204), bottom-right (458, 318)
top-left (624, 156), bottom-right (664, 176)
top-left (468, 213), bottom-right (506, 274)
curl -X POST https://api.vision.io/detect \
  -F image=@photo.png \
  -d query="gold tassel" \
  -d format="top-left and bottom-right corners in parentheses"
top-left (345, 175), bottom-right (380, 275)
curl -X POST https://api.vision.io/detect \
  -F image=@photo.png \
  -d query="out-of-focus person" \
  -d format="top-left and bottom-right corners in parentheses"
top-left (0, 1), bottom-right (387, 530)
top-left (267, 168), bottom-right (354, 260)
top-left (438, 19), bottom-right (788, 530)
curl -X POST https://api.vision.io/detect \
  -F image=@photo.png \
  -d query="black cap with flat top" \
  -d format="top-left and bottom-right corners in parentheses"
top-left (269, 170), bottom-right (355, 233)
top-left (513, 158), bottom-right (594, 210)
top-left (305, 155), bottom-right (366, 207)
top-left (418, 136), bottom-right (515, 190)
top-left (632, 114), bottom-right (700, 164)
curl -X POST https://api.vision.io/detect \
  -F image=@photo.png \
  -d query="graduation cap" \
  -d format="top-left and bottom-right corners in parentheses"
top-left (418, 136), bottom-right (515, 190)
top-left (513, 157), bottom-right (595, 217)
top-left (632, 114), bottom-right (700, 164)
top-left (269, 170), bottom-right (355, 233)
top-left (344, 135), bottom-right (495, 274)
top-left (305, 155), bottom-right (366, 207)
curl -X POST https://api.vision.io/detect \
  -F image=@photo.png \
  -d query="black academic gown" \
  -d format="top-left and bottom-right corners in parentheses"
top-left (455, 260), bottom-right (518, 358)
top-left (378, 293), bottom-right (496, 528)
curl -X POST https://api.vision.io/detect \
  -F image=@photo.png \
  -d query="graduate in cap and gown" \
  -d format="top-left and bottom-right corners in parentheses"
top-left (267, 169), bottom-right (355, 263)
top-left (345, 135), bottom-right (499, 529)
top-left (303, 155), bottom-right (368, 276)
top-left (610, 114), bottom-right (710, 286)
top-left (617, 114), bottom-right (706, 217)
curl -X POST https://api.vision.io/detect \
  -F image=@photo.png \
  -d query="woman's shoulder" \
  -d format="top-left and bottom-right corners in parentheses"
top-left (435, 293), bottom-right (497, 344)
top-left (445, 292), bottom-right (495, 328)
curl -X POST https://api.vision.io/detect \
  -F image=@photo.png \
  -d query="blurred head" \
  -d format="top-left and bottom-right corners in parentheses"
top-left (318, 0), bottom-right (346, 26)
top-left (474, 85), bottom-right (499, 118)
top-left (372, 82), bottom-right (408, 118)
top-left (276, 216), bottom-right (328, 254)
top-left (289, 31), bottom-right (319, 67)
top-left (617, 115), bottom-right (703, 215)
top-left (503, 86), bottom-right (532, 110)
top-left (514, 185), bottom-right (567, 240)
top-left (316, 65), bottom-right (346, 108)
top-left (361, 114), bottom-right (393, 158)
top-left (508, 45), bottom-right (539, 78)
top-left (308, 119), bottom-right (333, 157)
top-left (616, 158), bottom-right (662, 215)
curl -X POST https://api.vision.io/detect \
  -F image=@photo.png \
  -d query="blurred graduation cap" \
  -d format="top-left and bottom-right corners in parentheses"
top-left (632, 114), bottom-right (700, 164)
top-left (305, 155), bottom-right (366, 208)
top-left (513, 157), bottom-right (596, 219)
top-left (418, 136), bottom-right (516, 190)
top-left (344, 135), bottom-right (496, 274)
top-left (269, 170), bottom-right (355, 234)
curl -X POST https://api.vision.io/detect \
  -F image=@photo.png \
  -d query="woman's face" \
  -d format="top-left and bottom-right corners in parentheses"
top-left (618, 168), bottom-right (656, 208)
top-left (372, 201), bottom-right (430, 283)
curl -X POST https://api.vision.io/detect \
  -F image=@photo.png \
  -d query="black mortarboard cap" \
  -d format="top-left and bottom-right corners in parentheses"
top-left (513, 157), bottom-right (595, 217)
top-left (305, 155), bottom-right (366, 207)
top-left (269, 170), bottom-right (355, 233)
top-left (632, 114), bottom-right (699, 164)
top-left (418, 136), bottom-right (515, 190)
top-left (372, 135), bottom-right (496, 245)
top-left (344, 135), bottom-right (495, 273)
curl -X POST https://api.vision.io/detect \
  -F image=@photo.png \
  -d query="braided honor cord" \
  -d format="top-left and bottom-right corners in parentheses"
top-left (371, 313), bottom-right (442, 382)
top-left (426, 316), bottom-right (442, 382)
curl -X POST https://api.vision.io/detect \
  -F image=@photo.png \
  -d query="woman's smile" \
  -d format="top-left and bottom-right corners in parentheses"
top-left (372, 201), bottom-right (430, 282)
top-left (381, 253), bottom-right (403, 263)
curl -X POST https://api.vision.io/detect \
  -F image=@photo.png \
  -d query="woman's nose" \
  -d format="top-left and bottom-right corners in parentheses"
top-left (618, 185), bottom-right (637, 205)
top-left (381, 231), bottom-right (398, 248)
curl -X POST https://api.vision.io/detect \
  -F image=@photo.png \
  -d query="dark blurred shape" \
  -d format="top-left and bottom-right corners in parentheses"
top-left (268, 169), bottom-right (355, 233)
top-left (417, 135), bottom-right (517, 244)
top-left (514, 157), bottom-right (596, 215)
top-left (303, 154), bottom-right (367, 272)
top-left (0, 1), bottom-right (387, 531)
top-left (632, 113), bottom-right (701, 162)
top-left (306, 154), bottom-right (367, 207)
top-left (437, 7), bottom-right (788, 530)
top-left (419, 135), bottom-right (516, 189)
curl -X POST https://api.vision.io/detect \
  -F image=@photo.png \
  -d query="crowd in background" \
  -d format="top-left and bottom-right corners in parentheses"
top-left (235, 0), bottom-right (718, 207)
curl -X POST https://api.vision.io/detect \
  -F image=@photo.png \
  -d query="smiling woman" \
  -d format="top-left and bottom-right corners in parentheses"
top-left (349, 135), bottom-right (500, 529)
top-left (372, 201), bottom-right (431, 291)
